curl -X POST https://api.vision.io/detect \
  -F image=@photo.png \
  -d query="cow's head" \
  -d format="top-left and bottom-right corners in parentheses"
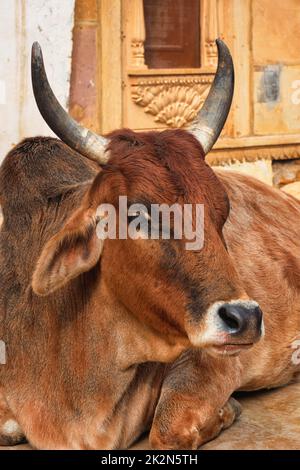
top-left (31, 40), bottom-right (263, 359)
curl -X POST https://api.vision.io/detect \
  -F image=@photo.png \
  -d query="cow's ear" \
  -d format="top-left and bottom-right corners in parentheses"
top-left (32, 208), bottom-right (103, 296)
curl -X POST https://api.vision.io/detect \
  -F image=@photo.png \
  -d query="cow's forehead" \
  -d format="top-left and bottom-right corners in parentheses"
top-left (101, 128), bottom-right (222, 203)
top-left (106, 128), bottom-right (205, 167)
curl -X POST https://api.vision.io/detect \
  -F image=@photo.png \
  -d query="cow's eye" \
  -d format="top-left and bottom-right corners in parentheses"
top-left (127, 214), bottom-right (138, 224)
top-left (47, 193), bottom-right (63, 205)
top-left (127, 211), bottom-right (151, 224)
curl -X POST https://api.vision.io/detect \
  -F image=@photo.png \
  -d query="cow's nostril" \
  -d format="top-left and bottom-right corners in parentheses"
top-left (216, 302), bottom-right (263, 340)
top-left (218, 306), bottom-right (242, 332)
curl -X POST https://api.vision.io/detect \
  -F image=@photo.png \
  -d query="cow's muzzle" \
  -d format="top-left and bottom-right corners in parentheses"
top-left (187, 299), bottom-right (264, 355)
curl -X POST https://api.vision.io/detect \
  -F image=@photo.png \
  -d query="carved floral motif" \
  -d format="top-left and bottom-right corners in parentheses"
top-left (130, 0), bottom-right (147, 69)
top-left (131, 77), bottom-right (214, 128)
top-left (205, 41), bottom-right (218, 67)
top-left (204, 0), bottom-right (219, 67)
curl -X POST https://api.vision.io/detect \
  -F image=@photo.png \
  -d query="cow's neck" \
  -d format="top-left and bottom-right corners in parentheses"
top-left (5, 268), bottom-right (190, 448)
top-left (96, 278), bottom-right (189, 368)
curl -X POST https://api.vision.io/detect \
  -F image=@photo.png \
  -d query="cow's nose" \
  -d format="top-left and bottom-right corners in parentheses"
top-left (217, 303), bottom-right (263, 339)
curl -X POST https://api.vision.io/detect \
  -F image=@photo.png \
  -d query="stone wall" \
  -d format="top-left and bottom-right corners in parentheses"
top-left (213, 159), bottom-right (273, 187)
top-left (273, 159), bottom-right (300, 199)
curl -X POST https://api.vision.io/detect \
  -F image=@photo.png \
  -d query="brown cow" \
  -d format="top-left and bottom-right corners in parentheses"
top-left (0, 40), bottom-right (299, 449)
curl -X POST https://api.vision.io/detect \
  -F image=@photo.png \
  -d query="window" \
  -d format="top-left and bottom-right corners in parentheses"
top-left (144, 0), bottom-right (201, 69)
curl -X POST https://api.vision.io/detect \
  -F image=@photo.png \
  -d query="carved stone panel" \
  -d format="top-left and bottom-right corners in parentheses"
top-left (131, 76), bottom-right (213, 128)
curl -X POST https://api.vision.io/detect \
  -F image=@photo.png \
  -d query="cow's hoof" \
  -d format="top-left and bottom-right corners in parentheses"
top-left (217, 397), bottom-right (241, 429)
top-left (149, 397), bottom-right (241, 450)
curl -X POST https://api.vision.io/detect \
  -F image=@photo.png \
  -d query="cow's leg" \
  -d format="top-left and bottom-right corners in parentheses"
top-left (149, 350), bottom-right (242, 450)
top-left (0, 392), bottom-right (25, 446)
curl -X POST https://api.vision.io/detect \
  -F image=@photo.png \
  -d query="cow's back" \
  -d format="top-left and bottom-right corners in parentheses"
top-left (216, 169), bottom-right (300, 389)
top-left (0, 137), bottom-right (97, 382)
top-left (0, 137), bottom-right (97, 285)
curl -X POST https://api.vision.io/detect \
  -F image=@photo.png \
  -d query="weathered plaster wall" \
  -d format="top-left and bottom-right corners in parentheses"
top-left (0, 0), bottom-right (75, 160)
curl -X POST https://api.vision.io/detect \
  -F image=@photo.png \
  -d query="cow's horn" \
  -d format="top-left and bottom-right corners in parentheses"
top-left (189, 39), bottom-right (234, 155)
top-left (31, 42), bottom-right (109, 165)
